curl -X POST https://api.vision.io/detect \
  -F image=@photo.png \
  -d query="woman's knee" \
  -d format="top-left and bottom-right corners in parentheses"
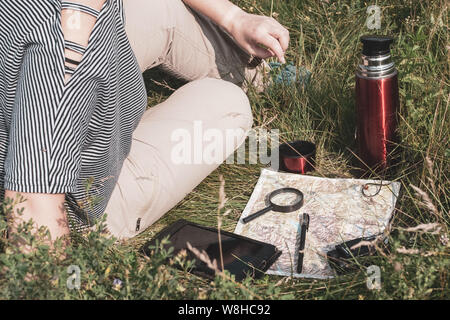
top-left (176, 77), bottom-right (253, 130)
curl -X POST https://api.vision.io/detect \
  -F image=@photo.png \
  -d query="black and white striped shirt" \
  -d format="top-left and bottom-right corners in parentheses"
top-left (0, 0), bottom-right (147, 230)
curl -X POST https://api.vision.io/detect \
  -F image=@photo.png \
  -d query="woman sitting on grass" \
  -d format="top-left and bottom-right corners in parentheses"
top-left (0, 0), bottom-right (289, 243)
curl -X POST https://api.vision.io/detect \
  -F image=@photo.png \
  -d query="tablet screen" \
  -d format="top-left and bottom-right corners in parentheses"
top-left (168, 224), bottom-right (268, 277)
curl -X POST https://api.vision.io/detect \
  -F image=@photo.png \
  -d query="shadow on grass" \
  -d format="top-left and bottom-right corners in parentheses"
top-left (142, 66), bottom-right (188, 98)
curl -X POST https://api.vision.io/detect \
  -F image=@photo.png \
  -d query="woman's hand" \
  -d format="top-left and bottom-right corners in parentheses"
top-left (5, 190), bottom-right (70, 252)
top-left (181, 1), bottom-right (289, 63)
top-left (223, 8), bottom-right (290, 63)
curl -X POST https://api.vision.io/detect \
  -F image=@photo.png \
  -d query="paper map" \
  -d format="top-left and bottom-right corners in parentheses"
top-left (234, 169), bottom-right (401, 279)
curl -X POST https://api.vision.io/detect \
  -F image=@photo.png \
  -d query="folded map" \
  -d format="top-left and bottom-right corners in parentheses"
top-left (234, 168), bottom-right (401, 279)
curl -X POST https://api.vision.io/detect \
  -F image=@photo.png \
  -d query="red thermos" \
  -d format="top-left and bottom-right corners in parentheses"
top-left (356, 35), bottom-right (399, 171)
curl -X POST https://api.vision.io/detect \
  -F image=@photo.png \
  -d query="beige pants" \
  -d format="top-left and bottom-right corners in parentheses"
top-left (103, 0), bottom-right (261, 238)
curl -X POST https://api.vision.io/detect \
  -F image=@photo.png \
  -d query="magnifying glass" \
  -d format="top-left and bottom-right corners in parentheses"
top-left (242, 187), bottom-right (304, 224)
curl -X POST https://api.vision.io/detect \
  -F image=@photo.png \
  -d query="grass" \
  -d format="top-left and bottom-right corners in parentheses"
top-left (0, 0), bottom-right (448, 299)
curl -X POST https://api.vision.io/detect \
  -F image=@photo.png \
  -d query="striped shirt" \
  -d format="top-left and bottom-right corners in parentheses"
top-left (0, 0), bottom-right (147, 230)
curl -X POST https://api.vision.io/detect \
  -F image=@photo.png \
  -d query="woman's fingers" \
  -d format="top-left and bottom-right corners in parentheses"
top-left (255, 32), bottom-right (286, 63)
top-left (268, 20), bottom-right (290, 52)
top-left (248, 44), bottom-right (273, 59)
top-left (227, 12), bottom-right (290, 64)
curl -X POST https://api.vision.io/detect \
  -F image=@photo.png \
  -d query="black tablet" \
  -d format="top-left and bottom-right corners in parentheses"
top-left (141, 219), bottom-right (282, 281)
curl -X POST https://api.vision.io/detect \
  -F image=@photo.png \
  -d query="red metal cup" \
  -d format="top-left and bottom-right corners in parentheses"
top-left (279, 140), bottom-right (316, 174)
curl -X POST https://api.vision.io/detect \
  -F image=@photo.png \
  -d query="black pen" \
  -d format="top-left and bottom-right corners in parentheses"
top-left (297, 213), bottom-right (310, 274)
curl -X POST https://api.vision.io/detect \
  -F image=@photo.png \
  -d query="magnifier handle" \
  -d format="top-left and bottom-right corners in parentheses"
top-left (242, 206), bottom-right (273, 224)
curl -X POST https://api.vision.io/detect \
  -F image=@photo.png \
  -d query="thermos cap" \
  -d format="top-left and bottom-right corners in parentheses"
top-left (360, 35), bottom-right (394, 56)
top-left (357, 35), bottom-right (396, 79)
